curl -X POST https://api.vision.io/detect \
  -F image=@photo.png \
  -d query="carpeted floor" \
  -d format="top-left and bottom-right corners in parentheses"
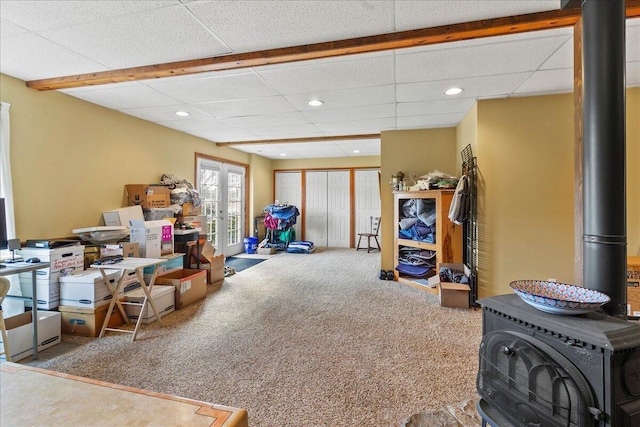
top-left (32, 248), bottom-right (483, 427)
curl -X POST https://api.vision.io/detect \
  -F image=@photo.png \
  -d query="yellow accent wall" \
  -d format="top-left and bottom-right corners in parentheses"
top-left (476, 94), bottom-right (576, 297)
top-left (1, 73), bottom-right (271, 239)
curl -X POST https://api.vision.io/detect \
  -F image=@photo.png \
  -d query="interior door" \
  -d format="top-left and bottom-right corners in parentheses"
top-left (305, 171), bottom-right (328, 246)
top-left (197, 158), bottom-right (245, 256)
top-left (305, 170), bottom-right (350, 247)
top-left (327, 171), bottom-right (350, 247)
top-left (354, 169), bottom-right (381, 244)
top-left (274, 171), bottom-right (302, 241)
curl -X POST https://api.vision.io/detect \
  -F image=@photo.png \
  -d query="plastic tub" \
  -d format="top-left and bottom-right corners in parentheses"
top-left (244, 237), bottom-right (258, 254)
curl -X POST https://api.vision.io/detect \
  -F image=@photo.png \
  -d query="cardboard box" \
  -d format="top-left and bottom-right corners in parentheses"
top-left (175, 215), bottom-right (207, 231)
top-left (180, 202), bottom-right (202, 216)
top-left (58, 304), bottom-right (124, 337)
top-left (59, 268), bottom-right (121, 308)
top-left (100, 242), bottom-right (140, 258)
top-left (257, 247), bottom-right (276, 255)
top-left (123, 285), bottom-right (175, 324)
top-left (200, 240), bottom-right (225, 284)
top-left (16, 267), bottom-right (82, 310)
top-left (627, 281), bottom-right (640, 318)
top-left (17, 274), bottom-right (62, 310)
top-left (143, 208), bottom-right (175, 221)
top-left (103, 205), bottom-right (144, 227)
top-left (439, 282), bottom-right (471, 308)
top-left (16, 245), bottom-right (85, 278)
top-left (0, 311), bottom-right (61, 362)
top-left (155, 269), bottom-right (207, 309)
top-left (427, 263), bottom-right (471, 308)
top-left (124, 184), bottom-right (171, 209)
top-left (129, 219), bottom-right (174, 258)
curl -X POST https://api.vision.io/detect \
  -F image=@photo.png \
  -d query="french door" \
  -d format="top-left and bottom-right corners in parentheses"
top-left (197, 157), bottom-right (246, 256)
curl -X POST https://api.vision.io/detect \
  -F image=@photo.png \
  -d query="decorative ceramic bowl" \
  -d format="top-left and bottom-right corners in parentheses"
top-left (509, 280), bottom-right (610, 315)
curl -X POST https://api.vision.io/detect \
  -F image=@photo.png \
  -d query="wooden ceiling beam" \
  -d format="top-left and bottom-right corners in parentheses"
top-left (215, 134), bottom-right (380, 146)
top-left (26, 3), bottom-right (640, 91)
top-left (27, 3), bottom-right (640, 91)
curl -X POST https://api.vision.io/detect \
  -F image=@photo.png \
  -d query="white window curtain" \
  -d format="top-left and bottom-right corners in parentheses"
top-left (1, 101), bottom-right (24, 315)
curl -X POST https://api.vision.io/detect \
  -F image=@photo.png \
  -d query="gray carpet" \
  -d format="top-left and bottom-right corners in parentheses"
top-left (35, 248), bottom-right (483, 427)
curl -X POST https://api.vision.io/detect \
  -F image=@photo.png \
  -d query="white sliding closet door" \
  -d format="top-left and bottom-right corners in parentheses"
top-left (305, 170), bottom-right (350, 248)
top-left (327, 171), bottom-right (350, 247)
top-left (305, 171), bottom-right (328, 246)
top-left (274, 171), bottom-right (302, 240)
top-left (354, 169), bottom-right (381, 243)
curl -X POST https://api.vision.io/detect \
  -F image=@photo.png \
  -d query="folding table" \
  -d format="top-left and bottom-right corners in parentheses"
top-left (92, 258), bottom-right (165, 341)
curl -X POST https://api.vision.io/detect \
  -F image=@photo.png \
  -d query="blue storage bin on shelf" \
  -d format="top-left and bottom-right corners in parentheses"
top-left (244, 237), bottom-right (258, 254)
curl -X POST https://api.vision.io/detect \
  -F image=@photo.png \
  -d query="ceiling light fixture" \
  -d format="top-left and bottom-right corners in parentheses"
top-left (175, 111), bottom-right (190, 117)
top-left (308, 99), bottom-right (324, 107)
top-left (280, 153), bottom-right (287, 157)
top-left (353, 150), bottom-right (360, 153)
top-left (444, 87), bottom-right (463, 96)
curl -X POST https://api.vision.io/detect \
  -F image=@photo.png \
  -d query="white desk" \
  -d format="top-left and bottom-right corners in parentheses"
top-left (1, 261), bottom-right (51, 359)
top-left (92, 258), bottom-right (165, 341)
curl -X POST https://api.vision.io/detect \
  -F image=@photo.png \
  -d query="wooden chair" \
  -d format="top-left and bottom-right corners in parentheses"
top-left (356, 216), bottom-right (381, 253)
top-left (0, 276), bottom-right (12, 362)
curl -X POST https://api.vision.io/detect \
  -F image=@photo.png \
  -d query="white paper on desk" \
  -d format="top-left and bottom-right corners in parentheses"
top-left (180, 280), bottom-right (191, 294)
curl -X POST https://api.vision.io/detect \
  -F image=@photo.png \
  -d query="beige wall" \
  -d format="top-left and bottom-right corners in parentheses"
top-left (475, 89), bottom-right (640, 297)
top-left (456, 102), bottom-right (478, 172)
top-left (1, 74), bottom-right (270, 239)
top-left (249, 153), bottom-right (275, 225)
top-left (476, 94), bottom-right (575, 297)
top-left (380, 128), bottom-right (458, 270)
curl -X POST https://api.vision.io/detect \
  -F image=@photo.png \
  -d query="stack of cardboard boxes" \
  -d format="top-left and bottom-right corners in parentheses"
top-left (0, 183), bottom-right (226, 361)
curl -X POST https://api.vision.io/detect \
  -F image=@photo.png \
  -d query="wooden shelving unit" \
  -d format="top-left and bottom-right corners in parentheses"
top-left (393, 190), bottom-right (463, 294)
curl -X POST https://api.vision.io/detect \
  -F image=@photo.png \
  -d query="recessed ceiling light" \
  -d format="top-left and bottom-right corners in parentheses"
top-left (175, 111), bottom-right (190, 117)
top-left (353, 150), bottom-right (360, 153)
top-left (444, 87), bottom-right (463, 96)
top-left (280, 153), bottom-right (287, 157)
top-left (308, 99), bottom-right (324, 107)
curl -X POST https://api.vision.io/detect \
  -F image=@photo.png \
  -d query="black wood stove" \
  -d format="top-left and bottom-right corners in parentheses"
top-left (476, 1), bottom-right (638, 425)
top-left (477, 295), bottom-right (640, 426)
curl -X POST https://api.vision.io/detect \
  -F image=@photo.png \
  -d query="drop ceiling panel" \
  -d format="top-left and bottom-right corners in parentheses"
top-left (188, 129), bottom-right (257, 142)
top-left (195, 97), bottom-right (297, 118)
top-left (148, 73), bottom-right (278, 103)
top-left (121, 105), bottom-right (213, 122)
top-left (157, 117), bottom-right (239, 133)
top-left (302, 104), bottom-right (395, 123)
top-left (38, 5), bottom-right (231, 69)
top-left (314, 117), bottom-right (396, 133)
top-left (396, 73), bottom-right (531, 102)
top-left (396, 34), bottom-right (570, 83)
top-left (397, 113), bottom-right (466, 129)
top-left (0, 18), bottom-right (28, 39)
top-left (62, 84), bottom-right (180, 110)
top-left (515, 68), bottom-right (573, 95)
top-left (186, 0), bottom-right (395, 52)
top-left (284, 85), bottom-right (396, 111)
top-left (246, 124), bottom-right (324, 138)
top-left (222, 112), bottom-right (311, 129)
top-left (0, 33), bottom-right (109, 80)
top-left (394, 0), bottom-right (561, 31)
top-left (0, 0), bottom-right (177, 32)
top-left (396, 99), bottom-right (476, 117)
top-left (627, 62), bottom-right (640, 86)
top-left (258, 54), bottom-right (395, 95)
